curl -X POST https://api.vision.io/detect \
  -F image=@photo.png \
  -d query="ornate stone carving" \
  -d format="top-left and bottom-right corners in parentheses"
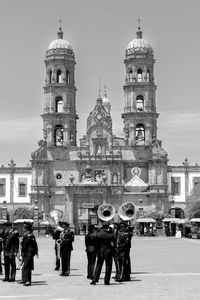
top-left (31, 140), bottom-right (47, 160)
top-left (152, 140), bottom-right (168, 159)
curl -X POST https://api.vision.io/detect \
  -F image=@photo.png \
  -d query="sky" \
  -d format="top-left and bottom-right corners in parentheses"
top-left (0, 0), bottom-right (200, 167)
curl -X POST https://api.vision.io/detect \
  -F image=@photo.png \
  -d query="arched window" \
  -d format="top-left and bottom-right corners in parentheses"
top-left (55, 97), bottom-right (63, 112)
top-left (136, 123), bottom-right (145, 144)
top-left (136, 95), bottom-right (144, 111)
top-left (66, 70), bottom-right (70, 84)
top-left (137, 69), bottom-right (143, 82)
top-left (147, 70), bottom-right (150, 82)
top-left (54, 125), bottom-right (64, 146)
top-left (49, 70), bottom-right (52, 83)
top-left (56, 69), bottom-right (62, 83)
top-left (129, 69), bottom-right (133, 82)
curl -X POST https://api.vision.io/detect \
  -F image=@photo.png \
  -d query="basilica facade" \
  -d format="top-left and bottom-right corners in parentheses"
top-left (30, 25), bottom-right (169, 231)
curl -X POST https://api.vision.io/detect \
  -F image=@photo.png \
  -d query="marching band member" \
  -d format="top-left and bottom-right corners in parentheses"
top-left (59, 222), bottom-right (74, 276)
top-left (90, 221), bottom-right (115, 285)
top-left (52, 221), bottom-right (63, 271)
top-left (115, 222), bottom-right (133, 282)
top-left (85, 225), bottom-right (98, 279)
top-left (19, 223), bottom-right (38, 286)
top-left (2, 222), bottom-right (19, 282)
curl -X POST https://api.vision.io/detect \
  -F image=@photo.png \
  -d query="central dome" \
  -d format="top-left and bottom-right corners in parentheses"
top-left (126, 28), bottom-right (153, 54)
top-left (47, 27), bottom-right (73, 51)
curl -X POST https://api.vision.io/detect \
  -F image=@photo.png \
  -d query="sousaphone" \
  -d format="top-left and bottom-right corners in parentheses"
top-left (97, 203), bottom-right (115, 222)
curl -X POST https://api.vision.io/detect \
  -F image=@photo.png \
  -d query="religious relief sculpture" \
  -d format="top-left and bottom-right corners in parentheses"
top-left (152, 139), bottom-right (168, 159)
top-left (31, 139), bottom-right (47, 160)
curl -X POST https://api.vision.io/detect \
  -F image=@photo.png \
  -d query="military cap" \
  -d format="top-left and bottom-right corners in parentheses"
top-left (102, 221), bottom-right (110, 228)
top-left (62, 222), bottom-right (69, 227)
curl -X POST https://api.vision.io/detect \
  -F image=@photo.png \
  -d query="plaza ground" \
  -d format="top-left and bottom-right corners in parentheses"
top-left (1, 235), bottom-right (200, 300)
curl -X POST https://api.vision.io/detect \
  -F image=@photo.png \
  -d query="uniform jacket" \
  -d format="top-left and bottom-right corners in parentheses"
top-left (21, 233), bottom-right (38, 257)
top-left (96, 229), bottom-right (115, 257)
top-left (60, 229), bottom-right (74, 251)
top-left (4, 229), bottom-right (19, 255)
top-left (85, 232), bottom-right (98, 253)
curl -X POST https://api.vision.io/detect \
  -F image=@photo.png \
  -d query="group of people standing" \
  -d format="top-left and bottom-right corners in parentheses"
top-left (85, 221), bottom-right (132, 285)
top-left (0, 221), bottom-right (38, 286)
top-left (52, 220), bottom-right (133, 285)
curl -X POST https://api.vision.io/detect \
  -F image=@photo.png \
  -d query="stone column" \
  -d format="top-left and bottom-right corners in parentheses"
top-left (33, 199), bottom-right (39, 236)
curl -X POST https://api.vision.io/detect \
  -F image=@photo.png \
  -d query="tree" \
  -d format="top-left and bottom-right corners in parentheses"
top-left (185, 183), bottom-right (200, 218)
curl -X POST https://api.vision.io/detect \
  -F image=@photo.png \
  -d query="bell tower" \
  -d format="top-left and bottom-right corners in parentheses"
top-left (42, 25), bottom-right (78, 148)
top-left (122, 24), bottom-right (158, 146)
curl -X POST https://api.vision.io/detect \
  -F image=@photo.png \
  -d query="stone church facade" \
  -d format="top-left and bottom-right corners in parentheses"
top-left (30, 25), bottom-right (169, 231)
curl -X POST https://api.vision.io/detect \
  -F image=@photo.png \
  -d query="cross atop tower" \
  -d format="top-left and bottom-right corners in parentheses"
top-left (137, 17), bottom-right (141, 30)
top-left (59, 18), bottom-right (62, 30)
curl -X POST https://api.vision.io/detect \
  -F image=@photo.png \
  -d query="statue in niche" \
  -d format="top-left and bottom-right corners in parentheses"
top-left (113, 173), bottom-right (118, 184)
top-left (136, 128), bottom-right (144, 141)
top-left (55, 128), bottom-right (63, 146)
top-left (96, 142), bottom-right (102, 155)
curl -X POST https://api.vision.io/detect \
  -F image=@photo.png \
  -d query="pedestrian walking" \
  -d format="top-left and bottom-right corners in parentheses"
top-left (18, 223), bottom-right (38, 286)
top-left (2, 222), bottom-right (19, 282)
top-left (85, 225), bottom-right (97, 279)
top-left (90, 221), bottom-right (115, 285)
top-left (59, 222), bottom-right (74, 276)
top-left (0, 226), bottom-right (5, 275)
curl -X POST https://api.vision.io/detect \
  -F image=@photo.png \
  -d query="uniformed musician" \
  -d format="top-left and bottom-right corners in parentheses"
top-left (59, 222), bottom-right (74, 276)
top-left (2, 222), bottom-right (19, 282)
top-left (90, 221), bottom-right (115, 285)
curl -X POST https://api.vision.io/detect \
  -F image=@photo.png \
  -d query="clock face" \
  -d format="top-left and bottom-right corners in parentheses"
top-left (97, 113), bottom-right (102, 120)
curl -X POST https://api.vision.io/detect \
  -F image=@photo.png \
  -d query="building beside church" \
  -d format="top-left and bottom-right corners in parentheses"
top-left (29, 24), bottom-right (170, 232)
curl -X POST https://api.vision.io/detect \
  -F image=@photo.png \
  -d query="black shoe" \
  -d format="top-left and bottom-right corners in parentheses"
top-left (90, 281), bottom-right (96, 285)
top-left (2, 278), bottom-right (9, 282)
top-left (23, 282), bottom-right (31, 286)
top-left (104, 282), bottom-right (110, 285)
top-left (8, 279), bottom-right (15, 282)
top-left (59, 273), bottom-right (66, 276)
top-left (54, 268), bottom-right (59, 270)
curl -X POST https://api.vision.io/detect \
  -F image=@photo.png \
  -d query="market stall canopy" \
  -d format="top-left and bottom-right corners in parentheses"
top-left (176, 218), bottom-right (189, 224)
top-left (0, 219), bottom-right (7, 224)
top-left (136, 218), bottom-right (156, 223)
top-left (190, 218), bottom-right (200, 223)
top-left (162, 218), bottom-right (180, 223)
top-left (14, 219), bottom-right (34, 223)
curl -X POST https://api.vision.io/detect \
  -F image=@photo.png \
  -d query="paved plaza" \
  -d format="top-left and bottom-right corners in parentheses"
top-left (1, 235), bottom-right (200, 300)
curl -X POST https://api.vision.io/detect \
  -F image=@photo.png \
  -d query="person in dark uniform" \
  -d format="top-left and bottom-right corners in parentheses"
top-left (59, 222), bottom-right (74, 276)
top-left (85, 225), bottom-right (97, 279)
top-left (18, 223), bottom-right (38, 286)
top-left (90, 221), bottom-right (115, 285)
top-left (115, 221), bottom-right (131, 282)
top-left (52, 222), bottom-right (63, 271)
top-left (0, 226), bottom-right (5, 275)
top-left (3, 222), bottom-right (19, 282)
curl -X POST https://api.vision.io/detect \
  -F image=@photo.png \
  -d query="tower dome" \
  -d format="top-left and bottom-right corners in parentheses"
top-left (47, 26), bottom-right (73, 52)
top-left (126, 27), bottom-right (153, 55)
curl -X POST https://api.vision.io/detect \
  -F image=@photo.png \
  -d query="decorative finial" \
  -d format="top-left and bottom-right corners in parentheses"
top-left (136, 17), bottom-right (142, 39)
top-left (57, 19), bottom-right (63, 39)
top-left (98, 76), bottom-right (102, 98)
top-left (104, 84), bottom-right (107, 98)
top-left (59, 18), bottom-right (62, 30)
top-left (137, 17), bottom-right (141, 30)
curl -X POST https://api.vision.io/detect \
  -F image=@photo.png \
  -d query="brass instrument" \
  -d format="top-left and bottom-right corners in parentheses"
top-left (97, 203), bottom-right (115, 222)
top-left (118, 202), bottom-right (135, 221)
